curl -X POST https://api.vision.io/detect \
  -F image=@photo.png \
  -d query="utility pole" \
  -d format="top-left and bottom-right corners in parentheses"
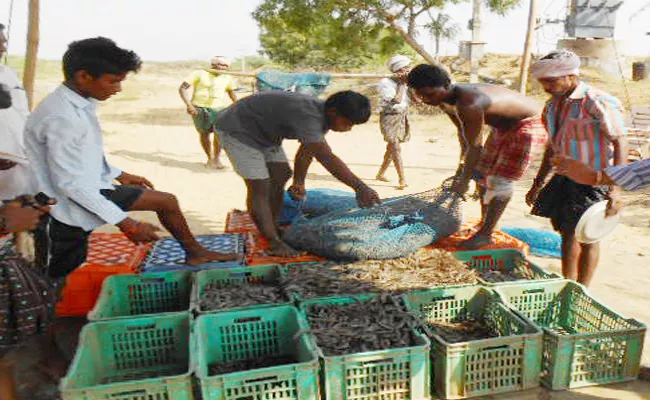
top-left (469, 0), bottom-right (482, 83)
top-left (23, 0), bottom-right (39, 110)
top-left (519, 0), bottom-right (539, 93)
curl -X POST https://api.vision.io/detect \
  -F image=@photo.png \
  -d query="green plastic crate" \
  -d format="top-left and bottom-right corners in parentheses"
top-left (454, 249), bottom-right (561, 286)
top-left (88, 271), bottom-right (193, 321)
top-left (192, 264), bottom-right (291, 314)
top-left (402, 286), bottom-right (542, 399)
top-left (60, 313), bottom-right (193, 400)
top-left (300, 295), bottom-right (431, 400)
top-left (195, 305), bottom-right (320, 400)
top-left (493, 280), bottom-right (647, 390)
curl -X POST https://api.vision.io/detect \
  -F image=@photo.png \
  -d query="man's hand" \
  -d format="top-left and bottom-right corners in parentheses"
top-left (355, 186), bottom-right (381, 208)
top-left (606, 187), bottom-right (623, 217)
top-left (186, 104), bottom-right (199, 116)
top-left (525, 185), bottom-right (542, 207)
top-left (287, 184), bottom-right (306, 202)
top-left (0, 199), bottom-right (50, 233)
top-left (0, 159), bottom-right (17, 171)
top-left (118, 218), bottom-right (161, 243)
top-left (451, 178), bottom-right (470, 195)
top-left (117, 172), bottom-right (154, 189)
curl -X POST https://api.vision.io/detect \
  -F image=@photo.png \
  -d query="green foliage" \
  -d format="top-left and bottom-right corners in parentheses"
top-left (485, 0), bottom-right (523, 16)
top-left (424, 12), bottom-right (460, 55)
top-left (253, 0), bottom-right (441, 68)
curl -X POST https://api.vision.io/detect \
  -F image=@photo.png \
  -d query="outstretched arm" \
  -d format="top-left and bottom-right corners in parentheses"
top-left (288, 144), bottom-right (314, 201)
top-left (302, 141), bottom-right (380, 207)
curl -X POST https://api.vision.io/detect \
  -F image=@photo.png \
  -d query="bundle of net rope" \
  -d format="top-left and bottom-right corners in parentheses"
top-left (283, 179), bottom-right (463, 261)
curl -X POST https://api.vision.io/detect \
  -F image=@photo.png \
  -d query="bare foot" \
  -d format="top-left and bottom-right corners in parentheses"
top-left (269, 239), bottom-right (303, 257)
top-left (458, 232), bottom-right (493, 250)
top-left (396, 181), bottom-right (408, 190)
top-left (186, 247), bottom-right (239, 266)
top-left (208, 159), bottom-right (226, 170)
top-left (376, 175), bottom-right (390, 182)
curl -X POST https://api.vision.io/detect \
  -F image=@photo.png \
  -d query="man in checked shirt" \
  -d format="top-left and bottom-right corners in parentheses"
top-left (526, 49), bottom-right (628, 287)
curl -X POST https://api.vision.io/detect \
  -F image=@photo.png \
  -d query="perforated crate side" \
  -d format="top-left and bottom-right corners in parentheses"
top-left (494, 280), bottom-right (647, 390)
top-left (299, 295), bottom-right (431, 400)
top-left (142, 234), bottom-right (244, 273)
top-left (192, 264), bottom-right (292, 314)
top-left (60, 314), bottom-right (193, 400)
top-left (402, 287), bottom-right (542, 399)
top-left (88, 271), bottom-right (193, 321)
top-left (195, 306), bottom-right (320, 400)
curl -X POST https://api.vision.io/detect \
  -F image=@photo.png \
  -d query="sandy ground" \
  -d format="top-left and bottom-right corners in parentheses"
top-left (31, 68), bottom-right (650, 398)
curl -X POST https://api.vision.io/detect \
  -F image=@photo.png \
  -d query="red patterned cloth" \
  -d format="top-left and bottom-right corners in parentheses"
top-left (475, 115), bottom-right (548, 181)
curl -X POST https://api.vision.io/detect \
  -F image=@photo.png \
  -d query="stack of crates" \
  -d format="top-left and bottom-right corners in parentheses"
top-left (298, 295), bottom-right (432, 400)
top-left (55, 233), bottom-right (152, 317)
top-left (493, 281), bottom-right (646, 390)
top-left (403, 286), bottom-right (543, 399)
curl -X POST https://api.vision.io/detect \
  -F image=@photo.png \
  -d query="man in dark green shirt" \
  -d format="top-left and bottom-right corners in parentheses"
top-left (215, 90), bottom-right (381, 256)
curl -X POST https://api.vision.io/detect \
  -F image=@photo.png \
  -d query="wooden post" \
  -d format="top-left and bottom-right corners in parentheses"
top-left (518, 0), bottom-right (539, 93)
top-left (23, 0), bottom-right (40, 110)
top-left (469, 0), bottom-right (482, 83)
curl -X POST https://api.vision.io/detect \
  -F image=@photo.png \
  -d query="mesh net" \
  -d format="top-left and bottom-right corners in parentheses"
top-left (256, 69), bottom-right (332, 96)
top-left (283, 181), bottom-right (463, 261)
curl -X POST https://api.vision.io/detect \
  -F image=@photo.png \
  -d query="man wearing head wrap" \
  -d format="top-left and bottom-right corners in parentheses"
top-left (407, 64), bottom-right (547, 249)
top-left (376, 55), bottom-right (413, 189)
top-left (179, 56), bottom-right (237, 169)
top-left (526, 49), bottom-right (628, 287)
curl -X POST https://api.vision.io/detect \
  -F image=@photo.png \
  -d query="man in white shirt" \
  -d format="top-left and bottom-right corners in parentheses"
top-left (25, 37), bottom-right (237, 292)
top-left (0, 23), bottom-right (31, 201)
top-left (375, 55), bottom-right (412, 190)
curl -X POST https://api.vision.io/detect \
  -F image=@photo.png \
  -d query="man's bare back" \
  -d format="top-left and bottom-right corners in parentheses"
top-left (447, 84), bottom-right (543, 131)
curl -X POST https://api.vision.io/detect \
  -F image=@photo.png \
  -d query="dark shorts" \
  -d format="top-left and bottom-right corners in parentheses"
top-left (34, 186), bottom-right (144, 279)
top-left (531, 175), bottom-right (609, 233)
top-left (192, 107), bottom-right (222, 135)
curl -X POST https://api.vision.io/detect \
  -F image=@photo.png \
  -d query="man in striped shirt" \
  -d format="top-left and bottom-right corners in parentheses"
top-left (526, 49), bottom-right (628, 287)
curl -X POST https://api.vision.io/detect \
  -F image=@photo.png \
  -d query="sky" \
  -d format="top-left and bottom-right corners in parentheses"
top-left (0, 0), bottom-right (648, 62)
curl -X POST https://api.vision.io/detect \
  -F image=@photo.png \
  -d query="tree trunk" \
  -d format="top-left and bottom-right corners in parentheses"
top-left (435, 36), bottom-right (440, 56)
top-left (23, 0), bottom-right (39, 110)
top-left (385, 18), bottom-right (438, 65)
top-left (518, 0), bottom-right (539, 94)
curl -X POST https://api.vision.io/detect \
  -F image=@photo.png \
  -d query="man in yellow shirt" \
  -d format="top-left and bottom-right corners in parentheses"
top-left (179, 56), bottom-right (237, 169)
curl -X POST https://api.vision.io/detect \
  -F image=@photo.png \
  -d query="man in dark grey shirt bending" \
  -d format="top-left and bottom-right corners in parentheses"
top-left (215, 90), bottom-right (381, 256)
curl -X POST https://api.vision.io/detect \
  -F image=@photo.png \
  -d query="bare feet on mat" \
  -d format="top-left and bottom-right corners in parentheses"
top-left (458, 232), bottom-right (493, 250)
top-left (269, 239), bottom-right (303, 257)
top-left (186, 247), bottom-right (239, 265)
top-left (375, 174), bottom-right (390, 182)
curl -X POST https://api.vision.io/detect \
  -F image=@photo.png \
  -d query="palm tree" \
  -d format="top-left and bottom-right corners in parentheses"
top-left (424, 12), bottom-right (460, 58)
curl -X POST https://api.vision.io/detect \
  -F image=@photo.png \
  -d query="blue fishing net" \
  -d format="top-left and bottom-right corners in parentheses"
top-left (256, 70), bottom-right (332, 96)
top-left (283, 182), bottom-right (463, 261)
top-left (281, 188), bottom-right (357, 224)
top-left (501, 227), bottom-right (562, 258)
